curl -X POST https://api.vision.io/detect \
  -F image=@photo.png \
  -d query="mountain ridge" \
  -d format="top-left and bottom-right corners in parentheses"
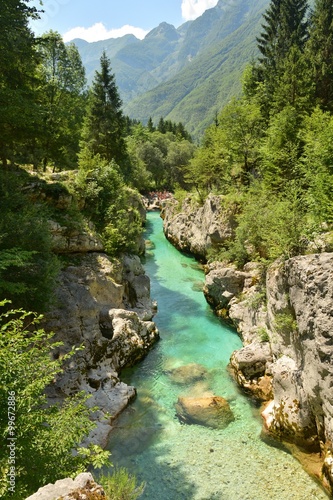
top-left (73, 0), bottom-right (270, 137)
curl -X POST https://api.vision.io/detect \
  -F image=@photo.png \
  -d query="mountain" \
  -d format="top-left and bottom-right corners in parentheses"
top-left (74, 0), bottom-right (270, 137)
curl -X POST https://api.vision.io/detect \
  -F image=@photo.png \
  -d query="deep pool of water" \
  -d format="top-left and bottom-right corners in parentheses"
top-left (104, 211), bottom-right (328, 500)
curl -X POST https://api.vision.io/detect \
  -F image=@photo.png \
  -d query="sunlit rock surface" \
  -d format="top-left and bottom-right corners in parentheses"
top-left (175, 395), bottom-right (235, 429)
top-left (43, 252), bottom-right (158, 447)
top-left (26, 473), bottom-right (104, 500)
top-left (163, 197), bottom-right (333, 493)
top-left (162, 194), bottom-right (236, 259)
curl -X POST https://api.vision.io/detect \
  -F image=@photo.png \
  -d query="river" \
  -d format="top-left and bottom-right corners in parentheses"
top-left (105, 210), bottom-right (328, 500)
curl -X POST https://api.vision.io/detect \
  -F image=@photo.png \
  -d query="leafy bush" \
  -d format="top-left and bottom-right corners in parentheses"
top-left (274, 311), bottom-right (298, 335)
top-left (0, 303), bottom-right (110, 499)
top-left (221, 181), bottom-right (309, 267)
top-left (100, 468), bottom-right (145, 500)
top-left (0, 168), bottom-right (60, 312)
top-left (76, 157), bottom-right (143, 255)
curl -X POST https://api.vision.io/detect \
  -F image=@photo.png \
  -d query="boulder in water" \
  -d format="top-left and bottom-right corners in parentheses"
top-left (175, 395), bottom-right (234, 429)
top-left (167, 363), bottom-right (208, 385)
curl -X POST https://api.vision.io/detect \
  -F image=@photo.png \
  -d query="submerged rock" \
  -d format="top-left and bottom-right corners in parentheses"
top-left (166, 363), bottom-right (208, 385)
top-left (175, 396), bottom-right (234, 429)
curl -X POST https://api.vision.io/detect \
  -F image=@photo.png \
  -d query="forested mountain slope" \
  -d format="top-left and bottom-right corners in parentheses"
top-left (74, 0), bottom-right (270, 136)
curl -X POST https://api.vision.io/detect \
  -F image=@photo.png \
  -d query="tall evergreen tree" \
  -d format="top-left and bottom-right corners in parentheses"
top-left (0, 0), bottom-right (40, 166)
top-left (80, 51), bottom-right (127, 168)
top-left (256, 0), bottom-right (309, 113)
top-left (147, 117), bottom-right (155, 132)
top-left (257, 0), bottom-right (308, 70)
top-left (307, 0), bottom-right (333, 111)
top-left (257, 0), bottom-right (283, 73)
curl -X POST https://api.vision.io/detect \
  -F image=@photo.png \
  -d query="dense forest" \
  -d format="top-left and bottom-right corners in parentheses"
top-left (1, 0), bottom-right (333, 497)
top-left (183, 0), bottom-right (333, 267)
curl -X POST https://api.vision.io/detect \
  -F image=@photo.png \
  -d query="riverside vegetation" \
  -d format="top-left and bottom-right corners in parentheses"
top-left (164, 0), bottom-right (333, 494)
top-left (1, 0), bottom-right (333, 497)
top-left (0, 1), bottom-right (193, 498)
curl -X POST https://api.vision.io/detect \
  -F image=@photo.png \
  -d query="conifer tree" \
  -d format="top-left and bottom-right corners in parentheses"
top-left (257, 0), bottom-right (283, 73)
top-left (257, 0), bottom-right (308, 71)
top-left (147, 117), bottom-right (155, 132)
top-left (80, 51), bottom-right (127, 168)
top-left (307, 0), bottom-right (333, 111)
top-left (256, 0), bottom-right (309, 113)
top-left (0, 0), bottom-right (40, 166)
top-left (157, 117), bottom-right (166, 134)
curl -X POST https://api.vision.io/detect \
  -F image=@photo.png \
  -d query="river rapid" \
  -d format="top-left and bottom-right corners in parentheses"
top-left (105, 211), bottom-right (328, 500)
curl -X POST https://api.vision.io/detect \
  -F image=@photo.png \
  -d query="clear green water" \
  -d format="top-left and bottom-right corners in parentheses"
top-left (105, 211), bottom-right (328, 500)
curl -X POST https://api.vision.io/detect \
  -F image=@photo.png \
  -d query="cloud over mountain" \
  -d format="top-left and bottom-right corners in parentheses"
top-left (63, 23), bottom-right (148, 43)
top-left (181, 0), bottom-right (219, 21)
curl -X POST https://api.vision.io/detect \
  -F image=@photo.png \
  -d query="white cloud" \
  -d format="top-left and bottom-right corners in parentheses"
top-left (181, 0), bottom-right (219, 21)
top-left (63, 22), bottom-right (148, 43)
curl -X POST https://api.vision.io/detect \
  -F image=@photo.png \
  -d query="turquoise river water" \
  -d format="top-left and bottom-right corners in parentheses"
top-left (105, 211), bottom-right (328, 500)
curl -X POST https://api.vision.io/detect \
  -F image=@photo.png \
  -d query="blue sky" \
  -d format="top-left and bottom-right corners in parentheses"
top-left (30, 0), bottom-right (219, 42)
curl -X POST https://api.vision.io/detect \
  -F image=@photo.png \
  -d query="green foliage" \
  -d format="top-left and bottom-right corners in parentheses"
top-left (256, 0), bottom-right (309, 115)
top-left (35, 31), bottom-right (87, 170)
top-left (307, 0), bottom-right (333, 112)
top-left (126, 124), bottom-right (194, 191)
top-left (274, 311), bottom-right (298, 334)
top-left (0, 304), bottom-right (110, 499)
top-left (80, 51), bottom-right (128, 171)
top-left (219, 181), bottom-right (308, 267)
top-left (300, 107), bottom-right (333, 224)
top-left (259, 105), bottom-right (303, 186)
top-left (0, 0), bottom-right (41, 166)
top-left (186, 97), bottom-right (263, 196)
top-left (76, 158), bottom-right (143, 255)
top-left (100, 468), bottom-right (145, 500)
top-left (258, 326), bottom-right (270, 342)
top-left (246, 288), bottom-right (267, 311)
top-left (0, 168), bottom-right (60, 312)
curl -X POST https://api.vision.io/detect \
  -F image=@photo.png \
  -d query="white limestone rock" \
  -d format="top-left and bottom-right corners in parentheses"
top-left (162, 194), bottom-right (236, 259)
top-left (25, 472), bottom-right (104, 500)
top-left (43, 252), bottom-right (159, 447)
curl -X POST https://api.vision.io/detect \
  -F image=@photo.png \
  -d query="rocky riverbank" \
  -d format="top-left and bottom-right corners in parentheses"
top-left (162, 195), bottom-right (333, 496)
top-left (37, 179), bottom-right (159, 448)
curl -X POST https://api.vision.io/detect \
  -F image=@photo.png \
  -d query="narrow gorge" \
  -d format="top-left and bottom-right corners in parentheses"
top-left (95, 210), bottom-right (328, 500)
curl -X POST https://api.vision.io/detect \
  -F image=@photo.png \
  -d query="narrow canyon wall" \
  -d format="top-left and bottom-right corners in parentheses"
top-left (163, 197), bottom-right (333, 495)
top-left (42, 201), bottom-right (158, 448)
top-left (162, 194), bottom-right (236, 259)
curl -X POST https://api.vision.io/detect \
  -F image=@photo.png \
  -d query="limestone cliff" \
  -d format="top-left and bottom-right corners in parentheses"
top-left (162, 194), bottom-right (236, 260)
top-left (43, 251), bottom-right (158, 447)
top-left (38, 180), bottom-right (159, 448)
top-left (162, 198), bottom-right (333, 495)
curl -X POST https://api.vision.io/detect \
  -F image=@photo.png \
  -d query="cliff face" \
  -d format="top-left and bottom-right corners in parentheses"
top-left (162, 194), bottom-right (236, 260)
top-left (42, 206), bottom-right (158, 447)
top-left (163, 198), bottom-right (333, 494)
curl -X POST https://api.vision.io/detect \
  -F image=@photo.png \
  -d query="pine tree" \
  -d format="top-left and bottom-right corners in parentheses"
top-left (307, 0), bottom-right (333, 111)
top-left (157, 117), bottom-right (166, 134)
top-left (257, 0), bottom-right (308, 71)
top-left (0, 0), bottom-right (41, 166)
top-left (257, 0), bottom-right (283, 73)
top-left (80, 51), bottom-right (127, 167)
top-left (256, 0), bottom-right (309, 113)
top-left (147, 117), bottom-right (155, 132)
